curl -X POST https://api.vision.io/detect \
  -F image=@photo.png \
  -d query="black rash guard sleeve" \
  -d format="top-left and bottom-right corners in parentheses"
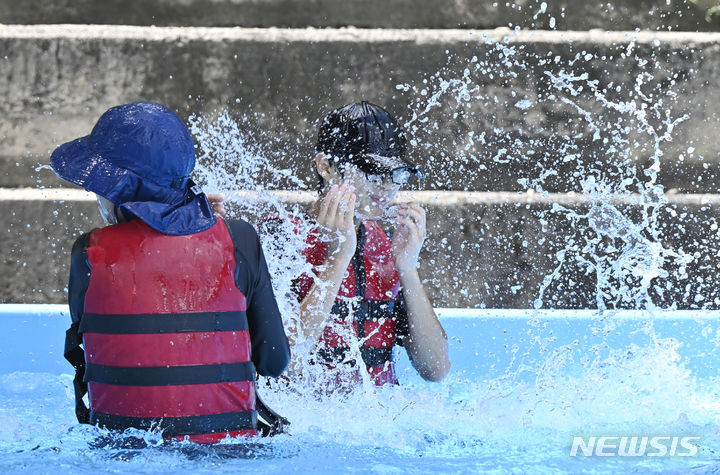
top-left (66, 232), bottom-right (92, 424)
top-left (68, 233), bottom-right (92, 327)
top-left (225, 219), bottom-right (291, 378)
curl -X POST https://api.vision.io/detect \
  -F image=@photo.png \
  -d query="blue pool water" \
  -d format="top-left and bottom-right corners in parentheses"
top-left (2, 304), bottom-right (720, 473)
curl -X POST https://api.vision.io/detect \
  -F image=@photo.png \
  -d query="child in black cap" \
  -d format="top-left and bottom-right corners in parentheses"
top-left (272, 101), bottom-right (450, 388)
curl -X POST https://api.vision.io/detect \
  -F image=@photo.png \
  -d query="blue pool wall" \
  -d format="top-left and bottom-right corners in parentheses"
top-left (1, 305), bottom-right (718, 381)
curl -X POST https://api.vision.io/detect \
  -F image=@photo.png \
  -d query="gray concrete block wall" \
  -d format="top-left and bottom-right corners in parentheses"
top-left (1, 196), bottom-right (101, 303)
top-left (3, 5), bottom-right (720, 310)
top-left (2, 27), bottom-right (720, 193)
top-left (1, 0), bottom-right (718, 31)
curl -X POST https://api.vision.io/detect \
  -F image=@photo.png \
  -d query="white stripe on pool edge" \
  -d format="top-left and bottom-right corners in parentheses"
top-left (4, 188), bottom-right (720, 207)
top-left (1, 304), bottom-right (720, 320)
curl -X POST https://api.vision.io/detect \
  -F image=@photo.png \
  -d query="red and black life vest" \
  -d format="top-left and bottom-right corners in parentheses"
top-left (79, 219), bottom-right (257, 443)
top-left (294, 219), bottom-right (404, 386)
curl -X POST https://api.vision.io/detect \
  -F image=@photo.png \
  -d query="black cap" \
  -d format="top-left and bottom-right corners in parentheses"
top-left (316, 101), bottom-right (411, 174)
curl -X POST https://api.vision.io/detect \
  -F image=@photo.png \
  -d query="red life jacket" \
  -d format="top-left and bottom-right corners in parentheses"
top-left (294, 219), bottom-right (403, 386)
top-left (80, 219), bottom-right (257, 443)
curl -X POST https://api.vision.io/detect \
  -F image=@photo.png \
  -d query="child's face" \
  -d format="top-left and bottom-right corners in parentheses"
top-left (97, 196), bottom-right (118, 225)
top-left (334, 163), bottom-right (401, 220)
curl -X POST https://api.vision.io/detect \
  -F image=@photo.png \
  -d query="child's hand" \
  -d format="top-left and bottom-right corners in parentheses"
top-left (206, 193), bottom-right (227, 217)
top-left (317, 184), bottom-right (357, 261)
top-left (391, 203), bottom-right (426, 274)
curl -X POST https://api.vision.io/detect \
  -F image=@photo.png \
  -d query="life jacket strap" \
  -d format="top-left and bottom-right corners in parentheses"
top-left (332, 300), bottom-right (396, 322)
top-left (90, 410), bottom-right (257, 437)
top-left (79, 311), bottom-right (249, 334)
top-left (84, 362), bottom-right (256, 386)
top-left (255, 393), bottom-right (290, 437)
top-left (316, 346), bottom-right (393, 368)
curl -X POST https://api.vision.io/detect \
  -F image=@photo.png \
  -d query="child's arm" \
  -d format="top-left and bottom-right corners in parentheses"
top-left (296, 184), bottom-right (357, 342)
top-left (66, 233), bottom-right (92, 423)
top-left (226, 220), bottom-right (291, 377)
top-left (392, 204), bottom-right (451, 381)
top-left (68, 233), bottom-right (91, 325)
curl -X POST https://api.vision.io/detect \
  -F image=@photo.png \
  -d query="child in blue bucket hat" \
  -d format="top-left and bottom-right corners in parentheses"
top-left (52, 102), bottom-right (290, 443)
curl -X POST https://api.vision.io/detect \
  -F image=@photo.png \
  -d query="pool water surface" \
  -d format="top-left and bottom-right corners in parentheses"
top-left (1, 305), bottom-right (720, 474)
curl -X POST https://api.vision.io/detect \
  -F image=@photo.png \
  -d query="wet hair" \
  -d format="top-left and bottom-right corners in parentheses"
top-left (315, 101), bottom-right (407, 192)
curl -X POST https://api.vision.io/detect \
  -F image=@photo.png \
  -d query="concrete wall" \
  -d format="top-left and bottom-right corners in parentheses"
top-left (3, 189), bottom-right (719, 309)
top-left (2, 26), bottom-right (720, 193)
top-left (1, 0), bottom-right (718, 31)
top-left (3, 12), bottom-right (719, 310)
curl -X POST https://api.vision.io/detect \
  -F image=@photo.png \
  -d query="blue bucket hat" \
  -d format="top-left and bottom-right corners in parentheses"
top-left (50, 102), bottom-right (216, 235)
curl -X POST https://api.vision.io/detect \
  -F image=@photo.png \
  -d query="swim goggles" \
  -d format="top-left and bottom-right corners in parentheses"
top-left (364, 166), bottom-right (426, 185)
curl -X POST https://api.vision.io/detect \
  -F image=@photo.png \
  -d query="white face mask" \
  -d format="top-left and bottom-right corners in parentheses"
top-left (96, 196), bottom-right (118, 225)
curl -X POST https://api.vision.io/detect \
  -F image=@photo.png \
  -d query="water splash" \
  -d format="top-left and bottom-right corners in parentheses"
top-left (396, 31), bottom-right (696, 313)
top-left (188, 110), bottom-right (384, 396)
top-left (183, 27), bottom-right (709, 407)
top-left (17, 22), bottom-right (719, 472)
